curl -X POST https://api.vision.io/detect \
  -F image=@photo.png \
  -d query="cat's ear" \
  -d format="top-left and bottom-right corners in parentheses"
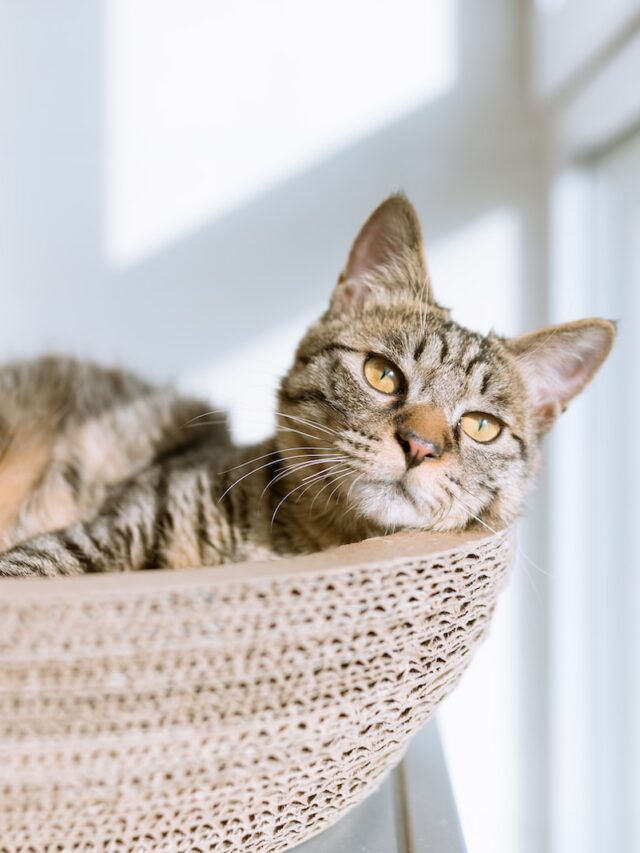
top-left (330, 194), bottom-right (432, 315)
top-left (506, 318), bottom-right (616, 433)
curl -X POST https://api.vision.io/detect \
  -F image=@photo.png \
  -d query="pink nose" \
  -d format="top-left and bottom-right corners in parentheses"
top-left (397, 430), bottom-right (442, 469)
top-left (407, 436), bottom-right (439, 462)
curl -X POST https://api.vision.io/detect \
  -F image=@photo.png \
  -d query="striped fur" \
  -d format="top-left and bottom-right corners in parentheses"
top-left (0, 197), bottom-right (615, 576)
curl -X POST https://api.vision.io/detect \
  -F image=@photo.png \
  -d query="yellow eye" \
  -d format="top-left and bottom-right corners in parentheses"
top-left (363, 356), bottom-right (402, 395)
top-left (460, 412), bottom-right (502, 443)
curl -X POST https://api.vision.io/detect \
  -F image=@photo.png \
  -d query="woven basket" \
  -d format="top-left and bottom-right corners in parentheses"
top-left (0, 528), bottom-right (513, 852)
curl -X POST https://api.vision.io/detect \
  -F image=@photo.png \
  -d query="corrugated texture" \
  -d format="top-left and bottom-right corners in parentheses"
top-left (295, 721), bottom-right (466, 853)
top-left (0, 529), bottom-right (512, 852)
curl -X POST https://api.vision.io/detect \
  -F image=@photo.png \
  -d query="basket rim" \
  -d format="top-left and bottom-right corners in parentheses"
top-left (1, 527), bottom-right (509, 601)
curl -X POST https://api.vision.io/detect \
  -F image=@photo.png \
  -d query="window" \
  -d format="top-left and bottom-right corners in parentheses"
top-left (548, 138), bottom-right (640, 853)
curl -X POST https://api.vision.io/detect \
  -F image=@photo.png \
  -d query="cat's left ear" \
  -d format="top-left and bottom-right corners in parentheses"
top-left (330, 194), bottom-right (432, 315)
top-left (506, 318), bottom-right (616, 433)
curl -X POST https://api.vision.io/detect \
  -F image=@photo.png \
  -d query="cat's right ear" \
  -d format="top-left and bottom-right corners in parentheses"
top-left (329, 195), bottom-right (433, 316)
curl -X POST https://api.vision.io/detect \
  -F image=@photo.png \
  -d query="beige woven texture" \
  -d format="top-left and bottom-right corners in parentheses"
top-left (0, 528), bottom-right (513, 852)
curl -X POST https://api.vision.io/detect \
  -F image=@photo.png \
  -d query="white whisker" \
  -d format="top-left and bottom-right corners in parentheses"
top-left (299, 464), bottom-right (353, 508)
top-left (276, 425), bottom-right (331, 443)
top-left (270, 468), bottom-right (338, 527)
top-left (310, 465), bottom-right (354, 509)
top-left (262, 455), bottom-right (347, 495)
top-left (276, 411), bottom-right (339, 436)
top-left (220, 446), bottom-right (335, 474)
top-left (445, 479), bottom-right (547, 605)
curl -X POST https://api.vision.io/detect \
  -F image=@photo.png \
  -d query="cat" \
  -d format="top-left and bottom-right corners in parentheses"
top-left (0, 195), bottom-right (615, 576)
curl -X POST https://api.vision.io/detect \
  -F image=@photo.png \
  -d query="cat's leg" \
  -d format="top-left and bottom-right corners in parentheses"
top-left (0, 463), bottom-right (232, 577)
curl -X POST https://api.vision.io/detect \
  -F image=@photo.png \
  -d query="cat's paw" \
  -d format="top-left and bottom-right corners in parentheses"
top-left (0, 547), bottom-right (54, 577)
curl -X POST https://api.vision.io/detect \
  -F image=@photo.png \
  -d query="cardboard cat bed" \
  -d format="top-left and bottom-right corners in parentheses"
top-left (1, 528), bottom-right (513, 852)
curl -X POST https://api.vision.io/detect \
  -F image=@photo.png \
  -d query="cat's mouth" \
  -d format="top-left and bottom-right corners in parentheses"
top-left (363, 476), bottom-right (417, 500)
top-left (343, 471), bottom-right (441, 529)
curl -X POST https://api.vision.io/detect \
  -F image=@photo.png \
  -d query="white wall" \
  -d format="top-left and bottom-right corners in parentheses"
top-left (1, 0), bottom-right (543, 380)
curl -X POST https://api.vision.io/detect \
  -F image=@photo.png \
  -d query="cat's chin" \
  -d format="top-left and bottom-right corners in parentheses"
top-left (346, 477), bottom-right (453, 531)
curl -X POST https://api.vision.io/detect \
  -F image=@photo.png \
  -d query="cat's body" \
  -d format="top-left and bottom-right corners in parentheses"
top-left (0, 197), bottom-right (615, 576)
top-left (0, 357), bottom-right (377, 574)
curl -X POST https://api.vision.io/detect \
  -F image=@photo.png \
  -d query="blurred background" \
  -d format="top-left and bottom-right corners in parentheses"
top-left (0, 1), bottom-right (638, 851)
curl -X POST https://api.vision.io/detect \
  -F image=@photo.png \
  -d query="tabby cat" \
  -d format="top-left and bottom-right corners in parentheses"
top-left (0, 196), bottom-right (615, 576)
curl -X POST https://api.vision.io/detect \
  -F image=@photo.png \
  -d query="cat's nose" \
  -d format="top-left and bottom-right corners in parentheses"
top-left (396, 430), bottom-right (442, 468)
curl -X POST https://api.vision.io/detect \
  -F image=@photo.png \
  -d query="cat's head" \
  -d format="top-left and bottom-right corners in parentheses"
top-left (277, 195), bottom-right (615, 535)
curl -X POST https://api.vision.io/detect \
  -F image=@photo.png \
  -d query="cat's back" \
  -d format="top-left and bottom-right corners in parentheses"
top-left (0, 355), bottom-right (231, 550)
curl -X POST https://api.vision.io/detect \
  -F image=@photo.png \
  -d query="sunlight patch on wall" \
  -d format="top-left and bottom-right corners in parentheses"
top-left (104, 0), bottom-right (456, 267)
top-left (428, 208), bottom-right (521, 337)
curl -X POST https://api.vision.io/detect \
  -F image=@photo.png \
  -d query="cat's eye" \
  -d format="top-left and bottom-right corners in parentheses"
top-left (363, 356), bottom-right (403, 395)
top-left (460, 411), bottom-right (502, 443)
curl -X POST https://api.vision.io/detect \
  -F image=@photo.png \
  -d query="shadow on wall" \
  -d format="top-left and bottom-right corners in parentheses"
top-left (1, 0), bottom-right (546, 382)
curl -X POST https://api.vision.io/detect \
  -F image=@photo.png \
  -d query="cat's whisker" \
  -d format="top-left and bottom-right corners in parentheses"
top-left (220, 451), bottom-right (341, 505)
top-left (277, 456), bottom-right (347, 485)
top-left (185, 420), bottom-right (229, 429)
top-left (345, 471), bottom-right (364, 504)
top-left (184, 409), bottom-right (224, 422)
top-left (408, 275), bottom-right (429, 339)
top-left (282, 453), bottom-right (347, 479)
top-left (182, 409), bottom-right (230, 428)
top-left (292, 467), bottom-right (338, 499)
top-left (455, 506), bottom-right (545, 603)
top-left (185, 404), bottom-right (275, 425)
top-left (323, 469), bottom-right (356, 507)
top-left (220, 446), bottom-right (336, 474)
top-left (309, 465), bottom-right (354, 510)
top-left (270, 468), bottom-right (340, 527)
top-left (341, 473), bottom-right (365, 520)
top-left (511, 328), bottom-right (560, 365)
top-left (265, 456), bottom-right (347, 493)
top-left (217, 457), bottom-right (289, 502)
top-left (276, 411), bottom-right (340, 437)
top-left (437, 486), bottom-right (462, 527)
top-left (299, 458), bottom-right (349, 483)
top-left (298, 464), bottom-right (353, 508)
top-left (276, 425), bottom-right (333, 444)
top-left (310, 467), bottom-right (362, 522)
top-left (418, 278), bottom-right (429, 337)
top-left (445, 478), bottom-right (550, 588)
top-left (217, 453), bottom-right (337, 503)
